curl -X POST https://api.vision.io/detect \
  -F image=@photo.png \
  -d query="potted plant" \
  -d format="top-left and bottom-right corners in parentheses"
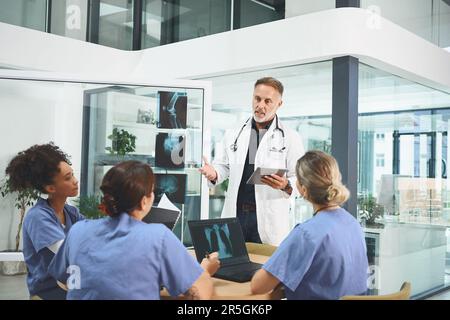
top-left (0, 178), bottom-right (39, 275)
top-left (105, 128), bottom-right (137, 161)
top-left (358, 194), bottom-right (385, 228)
top-left (72, 194), bottom-right (103, 220)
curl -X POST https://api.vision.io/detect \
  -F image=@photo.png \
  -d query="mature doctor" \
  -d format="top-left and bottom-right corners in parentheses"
top-left (200, 77), bottom-right (305, 246)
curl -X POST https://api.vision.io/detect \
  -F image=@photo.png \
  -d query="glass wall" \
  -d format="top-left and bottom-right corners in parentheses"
top-left (285, 0), bottom-right (335, 18)
top-left (50, 0), bottom-right (88, 41)
top-left (201, 61), bottom-right (333, 226)
top-left (0, 0), bottom-right (47, 32)
top-left (176, 0), bottom-right (230, 43)
top-left (361, 0), bottom-right (450, 48)
top-left (97, 0), bottom-right (134, 50)
top-left (0, 76), bottom-right (206, 248)
top-left (1, 1), bottom-right (448, 50)
top-left (141, 0), bottom-right (231, 48)
top-left (358, 63), bottom-right (450, 297)
top-left (235, 0), bottom-right (284, 29)
top-left (141, 0), bottom-right (163, 48)
top-left (0, 0), bottom-right (339, 50)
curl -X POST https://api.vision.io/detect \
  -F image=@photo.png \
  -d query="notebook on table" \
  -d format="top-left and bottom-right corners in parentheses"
top-left (143, 206), bottom-right (180, 231)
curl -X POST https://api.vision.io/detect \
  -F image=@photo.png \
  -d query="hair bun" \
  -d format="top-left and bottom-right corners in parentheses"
top-left (102, 194), bottom-right (118, 216)
top-left (326, 185), bottom-right (338, 202)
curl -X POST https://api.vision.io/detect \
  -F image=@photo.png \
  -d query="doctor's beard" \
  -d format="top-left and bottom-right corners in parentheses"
top-left (253, 108), bottom-right (277, 124)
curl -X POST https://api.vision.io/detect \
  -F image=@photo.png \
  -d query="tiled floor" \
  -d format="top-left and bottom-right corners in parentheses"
top-left (1, 273), bottom-right (450, 300)
top-left (0, 274), bottom-right (28, 300)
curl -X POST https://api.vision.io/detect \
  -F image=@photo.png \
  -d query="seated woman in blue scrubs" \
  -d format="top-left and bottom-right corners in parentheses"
top-left (250, 150), bottom-right (368, 300)
top-left (5, 143), bottom-right (84, 300)
top-left (49, 160), bottom-right (220, 300)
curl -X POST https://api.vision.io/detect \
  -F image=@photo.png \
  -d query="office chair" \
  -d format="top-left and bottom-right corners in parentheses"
top-left (245, 242), bottom-right (277, 257)
top-left (340, 282), bottom-right (411, 300)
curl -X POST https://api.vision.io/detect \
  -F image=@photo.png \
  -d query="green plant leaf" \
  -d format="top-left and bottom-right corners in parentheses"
top-left (73, 194), bottom-right (103, 219)
top-left (106, 128), bottom-right (137, 156)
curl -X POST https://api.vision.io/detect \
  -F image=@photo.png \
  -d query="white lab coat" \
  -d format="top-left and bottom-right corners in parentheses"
top-left (209, 118), bottom-right (305, 246)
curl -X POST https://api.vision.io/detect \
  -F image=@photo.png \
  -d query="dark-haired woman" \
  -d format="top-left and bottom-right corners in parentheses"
top-left (250, 151), bottom-right (368, 299)
top-left (5, 143), bottom-right (84, 300)
top-left (49, 161), bottom-right (219, 300)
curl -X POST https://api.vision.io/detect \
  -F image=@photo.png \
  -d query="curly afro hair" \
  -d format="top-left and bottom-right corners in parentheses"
top-left (5, 143), bottom-right (71, 194)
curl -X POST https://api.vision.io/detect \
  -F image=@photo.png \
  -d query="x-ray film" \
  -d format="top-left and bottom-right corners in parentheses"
top-left (155, 133), bottom-right (186, 169)
top-left (154, 174), bottom-right (187, 204)
top-left (157, 91), bottom-right (187, 129)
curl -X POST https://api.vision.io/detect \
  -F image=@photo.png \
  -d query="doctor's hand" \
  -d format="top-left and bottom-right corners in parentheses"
top-left (199, 156), bottom-right (218, 182)
top-left (261, 174), bottom-right (289, 190)
top-left (201, 252), bottom-right (220, 276)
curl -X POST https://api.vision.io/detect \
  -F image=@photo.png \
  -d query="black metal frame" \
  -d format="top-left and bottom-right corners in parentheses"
top-left (336, 0), bottom-right (360, 8)
top-left (332, 56), bottom-right (359, 217)
top-left (132, 0), bottom-right (143, 50)
top-left (88, 0), bottom-right (100, 44)
top-left (45, 0), bottom-right (53, 33)
top-left (232, 0), bottom-right (241, 30)
top-left (330, 1), bottom-right (361, 216)
top-left (392, 131), bottom-right (446, 179)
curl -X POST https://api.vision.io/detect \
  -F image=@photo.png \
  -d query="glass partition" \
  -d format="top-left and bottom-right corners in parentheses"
top-left (0, 74), bottom-right (208, 249)
top-left (141, 0), bottom-right (231, 48)
top-left (0, 0), bottom-right (47, 32)
top-left (358, 63), bottom-right (450, 297)
top-left (285, 0), bottom-right (335, 18)
top-left (50, 0), bottom-right (88, 41)
top-left (97, 0), bottom-right (134, 50)
top-left (361, 0), bottom-right (450, 48)
top-left (82, 84), bottom-right (204, 244)
top-left (201, 61), bottom-right (333, 226)
top-left (235, 0), bottom-right (284, 29)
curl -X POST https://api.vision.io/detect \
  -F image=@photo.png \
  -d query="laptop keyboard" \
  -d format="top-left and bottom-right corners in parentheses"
top-left (215, 262), bottom-right (262, 282)
top-left (220, 263), bottom-right (261, 273)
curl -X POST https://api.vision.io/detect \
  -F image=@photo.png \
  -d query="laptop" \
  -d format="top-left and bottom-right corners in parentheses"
top-left (188, 218), bottom-right (262, 283)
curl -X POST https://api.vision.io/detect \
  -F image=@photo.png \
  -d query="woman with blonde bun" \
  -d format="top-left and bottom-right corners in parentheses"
top-left (250, 150), bottom-right (368, 300)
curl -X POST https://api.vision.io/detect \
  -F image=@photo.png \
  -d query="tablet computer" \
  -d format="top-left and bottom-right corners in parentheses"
top-left (246, 167), bottom-right (287, 185)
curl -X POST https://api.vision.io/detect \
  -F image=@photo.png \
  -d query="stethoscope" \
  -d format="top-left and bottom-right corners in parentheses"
top-left (230, 115), bottom-right (286, 153)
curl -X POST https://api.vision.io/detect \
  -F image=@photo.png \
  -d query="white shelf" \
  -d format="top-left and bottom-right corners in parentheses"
top-left (113, 121), bottom-right (156, 129)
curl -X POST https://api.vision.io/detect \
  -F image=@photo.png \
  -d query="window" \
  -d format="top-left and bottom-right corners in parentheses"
top-left (358, 63), bottom-right (450, 297)
top-left (376, 133), bottom-right (385, 141)
top-left (97, 0), bottom-right (134, 50)
top-left (50, 0), bottom-right (88, 41)
top-left (0, 0), bottom-right (47, 32)
top-left (376, 153), bottom-right (385, 167)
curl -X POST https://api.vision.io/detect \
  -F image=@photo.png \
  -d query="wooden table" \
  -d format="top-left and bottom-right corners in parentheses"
top-left (161, 252), bottom-right (284, 300)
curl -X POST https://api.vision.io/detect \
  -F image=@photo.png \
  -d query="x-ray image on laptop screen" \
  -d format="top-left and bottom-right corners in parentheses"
top-left (188, 218), bottom-right (248, 263)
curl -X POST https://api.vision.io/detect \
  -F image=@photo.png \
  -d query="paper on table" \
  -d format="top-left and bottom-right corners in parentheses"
top-left (158, 194), bottom-right (181, 212)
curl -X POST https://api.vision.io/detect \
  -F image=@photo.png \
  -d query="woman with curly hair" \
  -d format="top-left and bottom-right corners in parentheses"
top-left (5, 143), bottom-right (84, 300)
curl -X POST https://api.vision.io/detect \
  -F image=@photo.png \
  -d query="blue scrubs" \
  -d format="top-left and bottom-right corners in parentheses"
top-left (22, 198), bottom-right (85, 298)
top-left (49, 213), bottom-right (204, 300)
top-left (263, 208), bottom-right (368, 300)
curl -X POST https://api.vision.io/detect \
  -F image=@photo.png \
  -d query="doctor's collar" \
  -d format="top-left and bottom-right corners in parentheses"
top-left (251, 117), bottom-right (274, 131)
